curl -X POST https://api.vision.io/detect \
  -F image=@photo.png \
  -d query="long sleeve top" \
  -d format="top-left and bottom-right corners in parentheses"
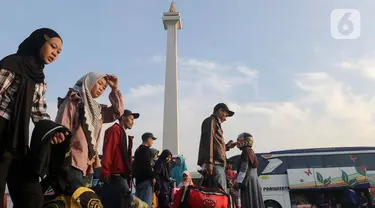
top-left (55, 89), bottom-right (124, 175)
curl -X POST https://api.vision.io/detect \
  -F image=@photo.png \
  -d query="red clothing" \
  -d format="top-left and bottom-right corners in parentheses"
top-left (101, 123), bottom-right (133, 177)
top-left (3, 193), bottom-right (6, 208)
top-left (225, 168), bottom-right (236, 184)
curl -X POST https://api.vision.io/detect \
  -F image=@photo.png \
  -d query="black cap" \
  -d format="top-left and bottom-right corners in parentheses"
top-left (142, 132), bottom-right (157, 142)
top-left (123, 109), bottom-right (139, 119)
top-left (213, 103), bottom-right (234, 117)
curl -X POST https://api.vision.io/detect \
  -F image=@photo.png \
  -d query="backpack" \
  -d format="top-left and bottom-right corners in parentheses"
top-left (43, 187), bottom-right (103, 208)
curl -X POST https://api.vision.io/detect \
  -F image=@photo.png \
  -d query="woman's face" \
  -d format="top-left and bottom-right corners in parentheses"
top-left (90, 77), bottom-right (107, 98)
top-left (166, 155), bottom-right (172, 163)
top-left (154, 152), bottom-right (159, 160)
top-left (39, 37), bottom-right (62, 64)
top-left (183, 173), bottom-right (188, 180)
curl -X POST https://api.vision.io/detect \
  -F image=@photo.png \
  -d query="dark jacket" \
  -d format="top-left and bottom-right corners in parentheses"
top-left (133, 145), bottom-right (156, 185)
top-left (197, 115), bottom-right (229, 167)
top-left (28, 120), bottom-right (71, 177)
top-left (28, 120), bottom-right (72, 195)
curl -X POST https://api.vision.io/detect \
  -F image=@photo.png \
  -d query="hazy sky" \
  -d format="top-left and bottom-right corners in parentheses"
top-left (2, 0), bottom-right (375, 170)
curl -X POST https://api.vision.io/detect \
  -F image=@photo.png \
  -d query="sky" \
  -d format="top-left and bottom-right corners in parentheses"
top-left (2, 0), bottom-right (375, 170)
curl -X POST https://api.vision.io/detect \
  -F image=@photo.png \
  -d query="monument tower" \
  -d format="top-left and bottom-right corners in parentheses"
top-left (162, 1), bottom-right (182, 155)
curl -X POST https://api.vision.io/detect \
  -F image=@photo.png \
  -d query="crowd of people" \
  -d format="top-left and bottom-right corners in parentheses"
top-left (0, 27), bottom-right (266, 208)
top-left (99, 108), bottom-right (193, 208)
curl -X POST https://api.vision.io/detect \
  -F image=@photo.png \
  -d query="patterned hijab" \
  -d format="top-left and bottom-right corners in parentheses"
top-left (236, 132), bottom-right (258, 168)
top-left (73, 72), bottom-right (107, 144)
top-left (236, 132), bottom-right (254, 149)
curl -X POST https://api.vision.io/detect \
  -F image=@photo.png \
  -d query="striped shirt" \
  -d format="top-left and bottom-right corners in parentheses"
top-left (0, 68), bottom-right (50, 122)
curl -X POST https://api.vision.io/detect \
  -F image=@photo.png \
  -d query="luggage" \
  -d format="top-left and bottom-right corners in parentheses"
top-left (131, 195), bottom-right (149, 208)
top-left (43, 187), bottom-right (103, 208)
top-left (172, 185), bottom-right (234, 208)
top-left (152, 191), bottom-right (158, 208)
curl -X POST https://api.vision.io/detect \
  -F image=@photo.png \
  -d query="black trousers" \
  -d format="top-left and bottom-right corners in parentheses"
top-left (99, 175), bottom-right (132, 208)
top-left (0, 156), bottom-right (43, 208)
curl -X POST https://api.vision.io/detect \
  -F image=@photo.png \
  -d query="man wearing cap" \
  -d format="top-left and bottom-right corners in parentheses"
top-left (133, 132), bottom-right (158, 207)
top-left (197, 103), bottom-right (237, 192)
top-left (100, 109), bottom-right (139, 208)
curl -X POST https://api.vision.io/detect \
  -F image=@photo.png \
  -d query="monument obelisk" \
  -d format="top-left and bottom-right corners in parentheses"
top-left (162, 2), bottom-right (182, 155)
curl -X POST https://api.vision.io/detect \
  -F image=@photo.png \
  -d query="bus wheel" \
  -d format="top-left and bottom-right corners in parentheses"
top-left (264, 200), bottom-right (282, 208)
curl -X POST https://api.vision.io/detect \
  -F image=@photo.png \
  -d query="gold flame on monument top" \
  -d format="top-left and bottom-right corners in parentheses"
top-left (169, 1), bottom-right (176, 12)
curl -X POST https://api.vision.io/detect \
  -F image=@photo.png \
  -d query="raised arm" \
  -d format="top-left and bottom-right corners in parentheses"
top-left (101, 89), bottom-right (124, 123)
top-left (31, 82), bottom-right (51, 123)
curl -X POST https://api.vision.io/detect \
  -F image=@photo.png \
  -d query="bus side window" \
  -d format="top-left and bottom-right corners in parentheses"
top-left (288, 156), bottom-right (323, 169)
top-left (323, 154), bottom-right (353, 167)
top-left (358, 153), bottom-right (375, 170)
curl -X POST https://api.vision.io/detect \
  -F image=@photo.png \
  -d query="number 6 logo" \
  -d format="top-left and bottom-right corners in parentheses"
top-left (330, 9), bottom-right (361, 40)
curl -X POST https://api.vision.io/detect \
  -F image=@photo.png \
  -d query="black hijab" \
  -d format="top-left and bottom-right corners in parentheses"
top-left (0, 28), bottom-right (62, 156)
top-left (155, 149), bottom-right (172, 180)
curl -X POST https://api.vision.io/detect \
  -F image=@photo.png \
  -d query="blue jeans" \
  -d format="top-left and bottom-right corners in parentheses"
top-left (213, 165), bottom-right (227, 193)
top-left (100, 175), bottom-right (131, 208)
top-left (136, 180), bottom-right (153, 207)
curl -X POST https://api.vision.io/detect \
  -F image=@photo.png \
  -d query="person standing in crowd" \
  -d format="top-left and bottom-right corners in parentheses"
top-left (55, 72), bottom-right (124, 191)
top-left (150, 148), bottom-right (160, 208)
top-left (226, 159), bottom-right (237, 203)
top-left (226, 159), bottom-right (236, 186)
top-left (133, 132), bottom-right (158, 207)
top-left (150, 148), bottom-right (159, 169)
top-left (100, 109), bottom-right (139, 208)
top-left (171, 155), bottom-right (187, 187)
top-left (197, 103), bottom-right (236, 192)
top-left (234, 132), bottom-right (264, 208)
top-left (155, 149), bottom-right (173, 208)
top-left (0, 28), bottom-right (66, 208)
top-left (178, 171), bottom-right (194, 188)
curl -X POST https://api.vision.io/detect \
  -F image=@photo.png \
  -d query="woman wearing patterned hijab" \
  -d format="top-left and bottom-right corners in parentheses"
top-left (55, 72), bottom-right (124, 192)
top-left (234, 132), bottom-right (264, 208)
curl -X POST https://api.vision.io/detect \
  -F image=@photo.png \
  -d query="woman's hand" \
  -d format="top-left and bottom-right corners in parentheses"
top-left (106, 74), bottom-right (118, 91)
top-left (51, 132), bottom-right (69, 145)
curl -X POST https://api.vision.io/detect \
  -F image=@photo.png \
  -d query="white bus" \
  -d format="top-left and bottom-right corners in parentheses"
top-left (228, 146), bottom-right (375, 208)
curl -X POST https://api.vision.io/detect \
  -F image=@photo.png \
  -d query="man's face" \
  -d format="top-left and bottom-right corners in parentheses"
top-left (147, 137), bottom-right (154, 146)
top-left (218, 109), bottom-right (228, 123)
top-left (123, 115), bottom-right (135, 129)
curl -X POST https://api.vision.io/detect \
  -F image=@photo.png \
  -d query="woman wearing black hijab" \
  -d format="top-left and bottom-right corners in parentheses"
top-left (0, 28), bottom-right (66, 208)
top-left (154, 149), bottom-right (173, 208)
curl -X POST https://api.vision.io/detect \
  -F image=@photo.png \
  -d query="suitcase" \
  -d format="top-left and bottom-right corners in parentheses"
top-left (172, 185), bottom-right (234, 208)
